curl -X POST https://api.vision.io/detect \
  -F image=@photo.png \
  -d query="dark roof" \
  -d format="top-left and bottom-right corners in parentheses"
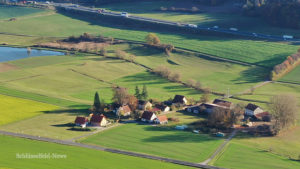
top-left (141, 111), bottom-right (155, 120)
top-left (90, 114), bottom-right (106, 123)
top-left (138, 100), bottom-right (149, 105)
top-left (155, 104), bottom-right (168, 111)
top-left (186, 105), bottom-right (200, 111)
top-left (172, 95), bottom-right (186, 103)
top-left (75, 116), bottom-right (88, 124)
top-left (213, 99), bottom-right (232, 108)
top-left (245, 103), bottom-right (259, 111)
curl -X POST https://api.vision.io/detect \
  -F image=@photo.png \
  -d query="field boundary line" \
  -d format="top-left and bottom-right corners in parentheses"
top-left (0, 130), bottom-right (226, 169)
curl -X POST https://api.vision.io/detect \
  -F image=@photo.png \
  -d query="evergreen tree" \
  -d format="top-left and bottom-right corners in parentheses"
top-left (134, 86), bottom-right (141, 100)
top-left (93, 92), bottom-right (101, 112)
top-left (141, 85), bottom-right (148, 100)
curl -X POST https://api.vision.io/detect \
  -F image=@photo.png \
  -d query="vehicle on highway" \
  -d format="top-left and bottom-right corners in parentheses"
top-left (45, 1), bottom-right (50, 4)
top-left (187, 24), bottom-right (197, 28)
top-left (229, 28), bottom-right (238, 31)
top-left (283, 35), bottom-right (294, 39)
top-left (252, 33), bottom-right (257, 36)
top-left (97, 9), bottom-right (106, 13)
top-left (213, 26), bottom-right (219, 29)
top-left (121, 12), bottom-right (129, 17)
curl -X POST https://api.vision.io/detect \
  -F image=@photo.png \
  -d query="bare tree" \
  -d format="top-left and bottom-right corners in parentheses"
top-left (269, 94), bottom-right (298, 134)
top-left (112, 86), bottom-right (129, 105)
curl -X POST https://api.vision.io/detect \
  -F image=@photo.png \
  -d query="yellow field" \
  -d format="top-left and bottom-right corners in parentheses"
top-left (0, 94), bottom-right (58, 126)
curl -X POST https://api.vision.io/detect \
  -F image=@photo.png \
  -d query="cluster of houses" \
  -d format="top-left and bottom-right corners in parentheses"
top-left (75, 113), bottom-right (108, 128)
top-left (185, 97), bottom-right (271, 122)
top-left (74, 94), bottom-right (270, 128)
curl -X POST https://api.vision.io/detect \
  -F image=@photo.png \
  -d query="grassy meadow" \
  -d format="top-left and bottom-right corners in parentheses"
top-left (279, 66), bottom-right (300, 84)
top-left (0, 8), bottom-right (298, 68)
top-left (0, 94), bottom-right (58, 126)
top-left (0, 135), bottom-right (192, 169)
top-left (0, 5), bottom-right (44, 20)
top-left (81, 123), bottom-right (223, 163)
top-left (212, 142), bottom-right (300, 169)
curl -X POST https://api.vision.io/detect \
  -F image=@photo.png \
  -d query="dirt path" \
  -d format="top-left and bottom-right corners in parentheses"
top-left (0, 130), bottom-right (225, 169)
top-left (200, 129), bottom-right (237, 165)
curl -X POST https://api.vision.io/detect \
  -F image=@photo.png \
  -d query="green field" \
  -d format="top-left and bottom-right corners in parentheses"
top-left (0, 112), bottom-right (92, 140)
top-left (213, 142), bottom-right (300, 169)
top-left (0, 8), bottom-right (298, 67)
top-left (0, 5), bottom-right (44, 20)
top-left (279, 66), bottom-right (300, 84)
top-left (100, 0), bottom-right (300, 38)
top-left (81, 123), bottom-right (223, 163)
top-left (0, 135), bottom-right (192, 169)
top-left (0, 94), bottom-right (58, 126)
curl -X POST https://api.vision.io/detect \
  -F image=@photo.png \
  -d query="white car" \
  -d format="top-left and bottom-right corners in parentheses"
top-left (187, 24), bottom-right (197, 28)
top-left (45, 1), bottom-right (50, 4)
top-left (121, 12), bottom-right (129, 17)
top-left (213, 26), bottom-right (219, 29)
top-left (252, 33), bottom-right (257, 36)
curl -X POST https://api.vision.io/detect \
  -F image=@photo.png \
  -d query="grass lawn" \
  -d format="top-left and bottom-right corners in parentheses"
top-left (0, 111), bottom-right (93, 140)
top-left (81, 123), bottom-right (223, 163)
top-left (0, 5), bottom-right (44, 20)
top-left (212, 142), bottom-right (300, 169)
top-left (0, 9), bottom-right (298, 67)
top-left (0, 94), bottom-right (58, 126)
top-left (279, 66), bottom-right (300, 84)
top-left (0, 135), bottom-right (192, 169)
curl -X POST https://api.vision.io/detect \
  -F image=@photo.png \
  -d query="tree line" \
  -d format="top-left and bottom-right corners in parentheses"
top-left (270, 48), bottom-right (300, 80)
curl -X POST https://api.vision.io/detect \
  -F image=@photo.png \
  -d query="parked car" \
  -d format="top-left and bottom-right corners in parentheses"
top-left (215, 132), bottom-right (225, 137)
top-left (229, 28), bottom-right (238, 31)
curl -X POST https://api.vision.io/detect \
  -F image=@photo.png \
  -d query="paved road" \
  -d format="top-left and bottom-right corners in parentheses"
top-left (200, 130), bottom-right (237, 165)
top-left (0, 130), bottom-right (226, 169)
top-left (39, 2), bottom-right (300, 42)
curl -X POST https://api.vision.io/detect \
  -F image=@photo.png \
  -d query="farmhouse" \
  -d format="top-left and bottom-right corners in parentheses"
top-left (115, 104), bottom-right (131, 117)
top-left (245, 103), bottom-right (264, 116)
top-left (155, 104), bottom-right (170, 112)
top-left (213, 99), bottom-right (234, 109)
top-left (154, 115), bottom-right (168, 124)
top-left (74, 116), bottom-right (88, 128)
top-left (141, 111), bottom-right (157, 123)
top-left (172, 95), bottom-right (187, 105)
top-left (90, 114), bottom-right (108, 127)
top-left (254, 112), bottom-right (271, 122)
top-left (199, 103), bottom-right (229, 114)
top-left (138, 100), bottom-right (152, 110)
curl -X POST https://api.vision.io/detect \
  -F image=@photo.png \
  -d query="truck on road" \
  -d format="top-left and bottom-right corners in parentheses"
top-left (283, 35), bottom-right (293, 39)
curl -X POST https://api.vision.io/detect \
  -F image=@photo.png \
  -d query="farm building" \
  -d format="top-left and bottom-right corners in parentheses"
top-left (154, 115), bottom-right (168, 124)
top-left (74, 116), bottom-right (89, 128)
top-left (141, 111), bottom-right (157, 123)
top-left (245, 103), bottom-right (264, 116)
top-left (213, 99), bottom-right (234, 109)
top-left (199, 103), bottom-right (229, 114)
top-left (138, 100), bottom-right (152, 110)
top-left (254, 112), bottom-right (271, 122)
top-left (90, 114), bottom-right (108, 127)
top-left (172, 95), bottom-right (187, 105)
top-left (115, 105), bottom-right (131, 117)
top-left (155, 104), bottom-right (170, 112)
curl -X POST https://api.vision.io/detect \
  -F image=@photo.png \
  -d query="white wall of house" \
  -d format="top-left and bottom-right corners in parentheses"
top-left (163, 106), bottom-right (170, 112)
top-left (100, 118), bottom-right (107, 126)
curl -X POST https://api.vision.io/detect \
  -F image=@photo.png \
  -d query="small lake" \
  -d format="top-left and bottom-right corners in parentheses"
top-left (0, 46), bottom-right (65, 62)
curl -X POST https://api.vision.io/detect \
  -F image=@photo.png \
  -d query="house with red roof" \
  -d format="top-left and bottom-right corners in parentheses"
top-left (74, 116), bottom-right (89, 128)
top-left (154, 115), bottom-right (168, 124)
top-left (115, 105), bottom-right (131, 117)
top-left (90, 114), bottom-right (108, 127)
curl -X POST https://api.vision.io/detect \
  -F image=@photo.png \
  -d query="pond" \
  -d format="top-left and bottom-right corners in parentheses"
top-left (0, 46), bottom-right (65, 62)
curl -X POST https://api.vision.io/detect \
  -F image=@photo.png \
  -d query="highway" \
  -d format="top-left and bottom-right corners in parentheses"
top-left (42, 2), bottom-right (300, 42)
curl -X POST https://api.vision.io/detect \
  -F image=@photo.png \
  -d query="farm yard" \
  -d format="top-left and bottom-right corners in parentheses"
top-left (0, 2), bottom-right (300, 169)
